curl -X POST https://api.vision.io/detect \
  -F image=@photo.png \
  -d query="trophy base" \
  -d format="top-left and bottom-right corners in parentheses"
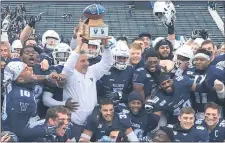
top-left (82, 36), bottom-right (111, 40)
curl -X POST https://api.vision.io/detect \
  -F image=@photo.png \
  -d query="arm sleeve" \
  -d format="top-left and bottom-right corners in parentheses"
top-left (62, 51), bottom-right (79, 78)
top-left (42, 91), bottom-right (66, 107)
top-left (90, 49), bottom-right (113, 80)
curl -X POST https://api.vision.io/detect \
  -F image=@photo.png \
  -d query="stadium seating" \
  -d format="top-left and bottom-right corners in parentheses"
top-left (1, 1), bottom-right (224, 45)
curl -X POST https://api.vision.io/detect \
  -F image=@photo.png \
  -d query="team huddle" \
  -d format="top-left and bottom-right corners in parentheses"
top-left (1, 1), bottom-right (225, 142)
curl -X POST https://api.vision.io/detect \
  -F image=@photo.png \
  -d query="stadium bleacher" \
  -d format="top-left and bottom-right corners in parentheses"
top-left (1, 1), bottom-right (224, 45)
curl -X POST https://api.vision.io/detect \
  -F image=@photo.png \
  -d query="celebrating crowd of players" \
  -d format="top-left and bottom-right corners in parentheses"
top-left (1, 1), bottom-right (225, 142)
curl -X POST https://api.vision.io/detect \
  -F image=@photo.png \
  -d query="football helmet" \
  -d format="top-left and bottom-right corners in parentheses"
top-left (173, 45), bottom-right (194, 68)
top-left (52, 43), bottom-right (72, 65)
top-left (153, 1), bottom-right (176, 26)
top-left (112, 41), bottom-right (130, 70)
top-left (42, 30), bottom-right (60, 50)
top-left (11, 40), bottom-right (23, 52)
top-left (88, 39), bottom-right (101, 58)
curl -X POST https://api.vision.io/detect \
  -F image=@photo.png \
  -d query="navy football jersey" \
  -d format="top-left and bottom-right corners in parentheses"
top-left (152, 76), bottom-right (193, 124)
top-left (2, 83), bottom-right (37, 138)
top-left (195, 119), bottom-right (225, 142)
top-left (38, 65), bottom-right (64, 118)
top-left (89, 55), bottom-right (101, 66)
top-left (211, 54), bottom-right (225, 68)
top-left (188, 67), bottom-right (222, 113)
top-left (167, 124), bottom-right (209, 142)
top-left (170, 66), bottom-right (195, 79)
top-left (84, 112), bottom-right (132, 141)
top-left (97, 66), bottom-right (134, 103)
top-left (132, 67), bottom-right (157, 98)
top-left (133, 58), bottom-right (145, 70)
top-left (117, 104), bottom-right (159, 141)
top-left (205, 65), bottom-right (225, 87)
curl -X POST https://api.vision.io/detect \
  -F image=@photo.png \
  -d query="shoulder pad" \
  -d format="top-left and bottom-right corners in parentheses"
top-left (117, 113), bottom-right (131, 129)
top-left (215, 65), bottom-right (224, 71)
top-left (175, 76), bottom-right (184, 81)
top-left (195, 119), bottom-right (203, 125)
top-left (196, 125), bottom-right (205, 130)
top-left (219, 120), bottom-right (225, 127)
top-left (28, 119), bottom-right (45, 128)
top-left (167, 124), bottom-right (174, 129)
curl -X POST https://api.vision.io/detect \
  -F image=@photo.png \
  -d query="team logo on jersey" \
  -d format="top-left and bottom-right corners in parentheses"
top-left (98, 124), bottom-right (102, 128)
top-left (196, 125), bottom-right (204, 130)
top-left (173, 131), bottom-right (177, 135)
top-left (20, 102), bottom-right (29, 111)
top-left (122, 109), bottom-right (130, 114)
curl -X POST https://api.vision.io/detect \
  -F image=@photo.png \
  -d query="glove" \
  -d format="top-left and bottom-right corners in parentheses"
top-left (145, 96), bottom-right (158, 113)
top-left (167, 24), bottom-right (175, 35)
top-left (98, 136), bottom-right (113, 142)
top-left (191, 30), bottom-right (199, 40)
top-left (45, 126), bottom-right (56, 136)
top-left (105, 36), bottom-right (116, 49)
top-left (199, 29), bottom-right (209, 40)
top-left (28, 13), bottom-right (42, 28)
top-left (105, 92), bottom-right (122, 100)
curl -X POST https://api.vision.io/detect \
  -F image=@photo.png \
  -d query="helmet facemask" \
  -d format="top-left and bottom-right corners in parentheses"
top-left (52, 43), bottom-right (72, 65)
top-left (113, 56), bottom-right (129, 70)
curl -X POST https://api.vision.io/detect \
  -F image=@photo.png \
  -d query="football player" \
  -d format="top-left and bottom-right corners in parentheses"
top-left (29, 106), bottom-right (75, 142)
top-left (153, 38), bottom-right (174, 60)
top-left (86, 40), bottom-right (102, 66)
top-left (195, 102), bottom-right (225, 142)
top-left (79, 99), bottom-right (139, 142)
top-left (145, 71), bottom-right (216, 124)
top-left (97, 41), bottom-right (133, 104)
top-left (167, 107), bottom-right (209, 142)
top-left (129, 43), bottom-right (145, 70)
top-left (117, 91), bottom-right (160, 141)
top-left (40, 43), bottom-right (78, 118)
top-left (138, 32), bottom-right (151, 49)
top-left (189, 49), bottom-right (223, 119)
top-left (132, 48), bottom-right (161, 100)
top-left (171, 45), bottom-right (194, 77)
top-left (152, 126), bottom-right (174, 142)
top-left (2, 61), bottom-right (56, 140)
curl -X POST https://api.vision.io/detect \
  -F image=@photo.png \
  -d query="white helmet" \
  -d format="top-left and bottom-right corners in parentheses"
top-left (11, 40), bottom-right (22, 52)
top-left (42, 30), bottom-right (60, 50)
top-left (194, 38), bottom-right (204, 47)
top-left (112, 41), bottom-right (130, 70)
top-left (153, 1), bottom-right (176, 26)
top-left (52, 43), bottom-right (72, 65)
top-left (88, 40), bottom-right (101, 58)
top-left (173, 45), bottom-right (194, 67)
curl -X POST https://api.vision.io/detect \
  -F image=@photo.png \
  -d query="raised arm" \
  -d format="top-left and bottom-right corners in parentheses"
top-left (62, 33), bottom-right (83, 77)
top-left (90, 37), bottom-right (115, 80)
